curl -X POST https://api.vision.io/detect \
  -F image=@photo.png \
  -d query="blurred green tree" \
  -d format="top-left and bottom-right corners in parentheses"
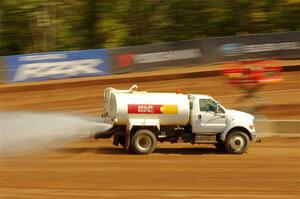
top-left (0, 0), bottom-right (299, 56)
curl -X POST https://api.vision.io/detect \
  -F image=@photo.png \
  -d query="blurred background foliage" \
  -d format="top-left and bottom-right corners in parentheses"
top-left (0, 0), bottom-right (299, 56)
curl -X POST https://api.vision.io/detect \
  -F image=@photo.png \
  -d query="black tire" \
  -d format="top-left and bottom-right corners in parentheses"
top-left (224, 131), bottom-right (249, 154)
top-left (131, 129), bottom-right (157, 154)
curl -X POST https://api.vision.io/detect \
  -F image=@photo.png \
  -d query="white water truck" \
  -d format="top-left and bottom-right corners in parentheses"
top-left (95, 85), bottom-right (261, 154)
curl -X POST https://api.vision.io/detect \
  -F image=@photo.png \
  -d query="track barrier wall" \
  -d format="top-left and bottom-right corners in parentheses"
top-left (4, 49), bottom-right (111, 83)
top-left (256, 120), bottom-right (300, 136)
top-left (0, 57), bottom-right (4, 83)
top-left (3, 31), bottom-right (300, 83)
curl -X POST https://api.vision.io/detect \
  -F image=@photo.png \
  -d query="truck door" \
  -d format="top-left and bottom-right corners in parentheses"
top-left (193, 98), bottom-right (227, 133)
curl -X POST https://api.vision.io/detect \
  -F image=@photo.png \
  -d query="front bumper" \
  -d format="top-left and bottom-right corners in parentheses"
top-left (251, 134), bottom-right (262, 143)
top-left (256, 137), bottom-right (262, 143)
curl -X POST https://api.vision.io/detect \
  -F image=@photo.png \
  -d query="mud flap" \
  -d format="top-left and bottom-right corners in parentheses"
top-left (113, 133), bottom-right (119, 146)
top-left (124, 133), bottom-right (131, 151)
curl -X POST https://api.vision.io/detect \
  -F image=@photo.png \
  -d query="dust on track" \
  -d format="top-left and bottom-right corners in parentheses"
top-left (1, 136), bottom-right (299, 199)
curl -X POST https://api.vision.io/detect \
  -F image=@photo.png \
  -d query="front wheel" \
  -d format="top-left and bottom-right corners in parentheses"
top-left (224, 131), bottom-right (249, 154)
top-left (131, 129), bottom-right (157, 154)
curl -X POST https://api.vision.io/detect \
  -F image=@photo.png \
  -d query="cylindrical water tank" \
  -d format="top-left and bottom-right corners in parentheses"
top-left (106, 92), bottom-right (190, 126)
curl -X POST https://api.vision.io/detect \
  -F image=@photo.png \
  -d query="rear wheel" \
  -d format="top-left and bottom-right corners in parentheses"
top-left (224, 131), bottom-right (249, 154)
top-left (131, 129), bottom-right (157, 154)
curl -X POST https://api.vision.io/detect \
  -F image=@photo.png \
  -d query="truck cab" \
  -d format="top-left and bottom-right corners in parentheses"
top-left (189, 94), bottom-right (227, 134)
top-left (188, 94), bottom-right (257, 152)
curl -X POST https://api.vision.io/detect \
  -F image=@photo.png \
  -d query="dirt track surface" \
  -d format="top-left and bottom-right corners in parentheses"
top-left (0, 136), bottom-right (300, 199)
top-left (1, 63), bottom-right (300, 199)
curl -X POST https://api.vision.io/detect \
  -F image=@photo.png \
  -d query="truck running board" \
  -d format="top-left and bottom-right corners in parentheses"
top-left (194, 134), bottom-right (217, 144)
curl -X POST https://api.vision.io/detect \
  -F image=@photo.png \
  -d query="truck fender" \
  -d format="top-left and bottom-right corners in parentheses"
top-left (220, 124), bottom-right (252, 142)
top-left (128, 118), bottom-right (160, 132)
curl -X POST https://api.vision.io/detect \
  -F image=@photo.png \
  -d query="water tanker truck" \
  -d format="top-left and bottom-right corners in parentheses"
top-left (95, 85), bottom-right (260, 154)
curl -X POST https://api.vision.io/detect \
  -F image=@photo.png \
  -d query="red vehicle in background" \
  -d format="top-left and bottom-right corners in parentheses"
top-left (222, 60), bottom-right (282, 84)
top-left (222, 60), bottom-right (283, 115)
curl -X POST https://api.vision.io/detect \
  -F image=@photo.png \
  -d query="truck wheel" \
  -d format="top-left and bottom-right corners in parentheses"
top-left (224, 131), bottom-right (249, 154)
top-left (131, 129), bottom-right (157, 154)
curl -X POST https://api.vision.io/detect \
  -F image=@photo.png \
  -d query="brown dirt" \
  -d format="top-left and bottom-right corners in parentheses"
top-left (0, 63), bottom-right (300, 199)
top-left (1, 137), bottom-right (300, 199)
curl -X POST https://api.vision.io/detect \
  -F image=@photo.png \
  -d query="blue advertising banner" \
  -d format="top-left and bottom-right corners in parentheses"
top-left (5, 49), bottom-right (111, 82)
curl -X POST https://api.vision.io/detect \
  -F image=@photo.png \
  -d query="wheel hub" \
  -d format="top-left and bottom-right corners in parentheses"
top-left (136, 135), bottom-right (152, 151)
top-left (230, 135), bottom-right (245, 151)
top-left (235, 140), bottom-right (241, 145)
